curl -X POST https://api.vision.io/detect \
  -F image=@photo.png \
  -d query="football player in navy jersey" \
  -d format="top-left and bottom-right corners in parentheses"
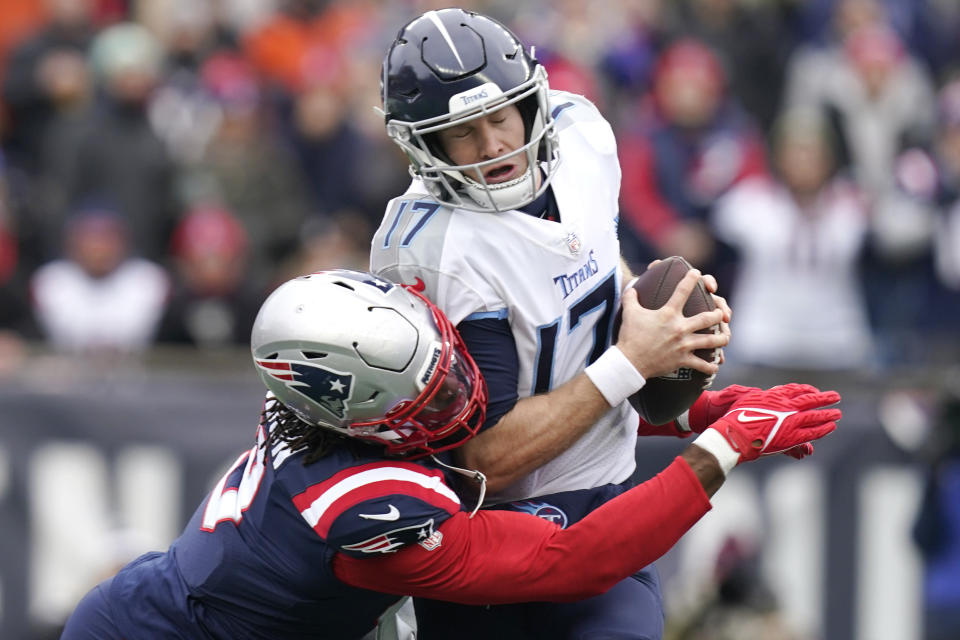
top-left (371, 8), bottom-right (836, 638)
top-left (60, 269), bottom-right (840, 640)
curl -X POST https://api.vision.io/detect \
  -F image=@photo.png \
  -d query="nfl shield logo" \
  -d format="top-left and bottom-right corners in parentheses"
top-left (564, 232), bottom-right (582, 255)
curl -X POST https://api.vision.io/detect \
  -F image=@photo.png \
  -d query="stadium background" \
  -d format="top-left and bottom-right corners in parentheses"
top-left (1, 0), bottom-right (960, 639)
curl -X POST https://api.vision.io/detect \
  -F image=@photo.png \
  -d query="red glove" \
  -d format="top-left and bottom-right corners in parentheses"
top-left (636, 385), bottom-right (760, 439)
top-left (708, 383), bottom-right (841, 465)
top-left (677, 384), bottom-right (820, 459)
top-left (680, 384), bottom-right (761, 434)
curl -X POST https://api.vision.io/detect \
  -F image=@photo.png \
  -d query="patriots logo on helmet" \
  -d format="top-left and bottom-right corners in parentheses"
top-left (256, 359), bottom-right (354, 419)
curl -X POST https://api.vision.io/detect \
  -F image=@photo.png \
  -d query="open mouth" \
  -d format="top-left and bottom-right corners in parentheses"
top-left (483, 163), bottom-right (518, 183)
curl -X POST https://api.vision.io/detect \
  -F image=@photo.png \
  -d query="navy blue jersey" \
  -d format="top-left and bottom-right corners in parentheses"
top-left (96, 418), bottom-right (464, 639)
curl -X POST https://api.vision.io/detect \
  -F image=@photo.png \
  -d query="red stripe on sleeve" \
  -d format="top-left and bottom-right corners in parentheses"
top-left (334, 456), bottom-right (711, 603)
top-left (293, 462), bottom-right (459, 537)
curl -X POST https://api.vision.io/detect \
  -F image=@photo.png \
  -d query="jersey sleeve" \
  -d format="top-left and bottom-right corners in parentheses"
top-left (291, 461), bottom-right (462, 558)
top-left (333, 456), bottom-right (711, 603)
top-left (550, 90), bottom-right (621, 224)
top-left (456, 315), bottom-right (519, 431)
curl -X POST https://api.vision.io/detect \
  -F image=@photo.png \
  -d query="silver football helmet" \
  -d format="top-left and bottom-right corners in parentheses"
top-left (380, 8), bottom-right (560, 213)
top-left (251, 270), bottom-right (487, 457)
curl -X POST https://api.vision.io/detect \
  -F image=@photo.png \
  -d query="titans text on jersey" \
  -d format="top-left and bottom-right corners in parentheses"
top-left (554, 249), bottom-right (600, 298)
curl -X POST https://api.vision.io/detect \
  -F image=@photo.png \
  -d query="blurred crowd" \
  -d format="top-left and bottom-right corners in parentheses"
top-left (1, 0), bottom-right (960, 372)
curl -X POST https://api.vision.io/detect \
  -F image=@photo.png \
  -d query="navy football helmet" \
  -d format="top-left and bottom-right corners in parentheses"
top-left (381, 8), bottom-right (559, 212)
top-left (251, 270), bottom-right (487, 458)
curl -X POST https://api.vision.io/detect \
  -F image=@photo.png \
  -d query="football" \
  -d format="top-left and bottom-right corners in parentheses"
top-left (613, 256), bottom-right (719, 425)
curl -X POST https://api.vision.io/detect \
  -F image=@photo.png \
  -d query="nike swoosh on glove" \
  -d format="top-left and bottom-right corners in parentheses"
top-left (711, 383), bottom-right (841, 464)
top-left (682, 384), bottom-right (820, 459)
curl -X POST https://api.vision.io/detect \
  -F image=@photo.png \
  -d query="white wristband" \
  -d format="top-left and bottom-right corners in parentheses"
top-left (584, 346), bottom-right (646, 407)
top-left (693, 428), bottom-right (740, 476)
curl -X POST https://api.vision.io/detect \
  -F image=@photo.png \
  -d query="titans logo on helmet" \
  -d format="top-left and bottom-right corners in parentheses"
top-left (256, 359), bottom-right (354, 419)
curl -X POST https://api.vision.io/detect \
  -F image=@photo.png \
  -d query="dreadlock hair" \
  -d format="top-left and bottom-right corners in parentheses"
top-left (261, 396), bottom-right (378, 465)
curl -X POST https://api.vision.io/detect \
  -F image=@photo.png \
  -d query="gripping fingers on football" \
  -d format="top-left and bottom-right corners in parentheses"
top-left (701, 274), bottom-right (733, 325)
top-left (684, 307), bottom-right (725, 333)
top-left (678, 351), bottom-right (720, 376)
top-left (663, 269), bottom-right (703, 313)
top-left (684, 328), bottom-right (729, 357)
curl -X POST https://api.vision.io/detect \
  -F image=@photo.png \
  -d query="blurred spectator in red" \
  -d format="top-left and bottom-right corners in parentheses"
top-left (1, 0), bottom-right (96, 175)
top-left (181, 51), bottom-right (311, 291)
top-left (711, 106), bottom-right (874, 370)
top-left (156, 205), bottom-right (262, 349)
top-left (30, 204), bottom-right (169, 354)
top-left (539, 50), bottom-right (602, 108)
top-left (39, 21), bottom-right (181, 262)
top-left (617, 37), bottom-right (768, 278)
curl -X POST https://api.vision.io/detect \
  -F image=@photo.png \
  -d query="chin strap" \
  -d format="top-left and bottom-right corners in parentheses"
top-left (429, 455), bottom-right (487, 518)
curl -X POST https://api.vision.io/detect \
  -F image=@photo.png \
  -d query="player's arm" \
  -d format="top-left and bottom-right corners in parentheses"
top-left (335, 383), bottom-right (838, 603)
top-left (335, 449), bottom-right (716, 604)
top-left (457, 269), bottom-right (727, 493)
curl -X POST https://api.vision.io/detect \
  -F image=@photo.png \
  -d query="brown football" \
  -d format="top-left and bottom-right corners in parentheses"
top-left (612, 256), bottom-right (719, 425)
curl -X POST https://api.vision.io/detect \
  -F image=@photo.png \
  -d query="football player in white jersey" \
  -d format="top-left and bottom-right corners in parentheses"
top-left (370, 8), bottom-right (788, 638)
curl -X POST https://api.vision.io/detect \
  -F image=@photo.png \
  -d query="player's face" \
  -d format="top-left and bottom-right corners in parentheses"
top-left (437, 103), bottom-right (530, 185)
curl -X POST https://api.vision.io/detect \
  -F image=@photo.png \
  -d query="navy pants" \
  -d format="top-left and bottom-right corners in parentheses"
top-left (415, 480), bottom-right (665, 640)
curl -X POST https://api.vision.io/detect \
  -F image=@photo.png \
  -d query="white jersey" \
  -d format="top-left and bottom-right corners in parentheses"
top-left (370, 91), bottom-right (637, 503)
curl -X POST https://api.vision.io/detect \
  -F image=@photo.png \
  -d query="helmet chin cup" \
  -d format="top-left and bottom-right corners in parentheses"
top-left (462, 161), bottom-right (538, 213)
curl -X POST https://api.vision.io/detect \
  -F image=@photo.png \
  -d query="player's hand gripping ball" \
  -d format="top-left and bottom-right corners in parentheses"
top-left (613, 256), bottom-right (721, 425)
